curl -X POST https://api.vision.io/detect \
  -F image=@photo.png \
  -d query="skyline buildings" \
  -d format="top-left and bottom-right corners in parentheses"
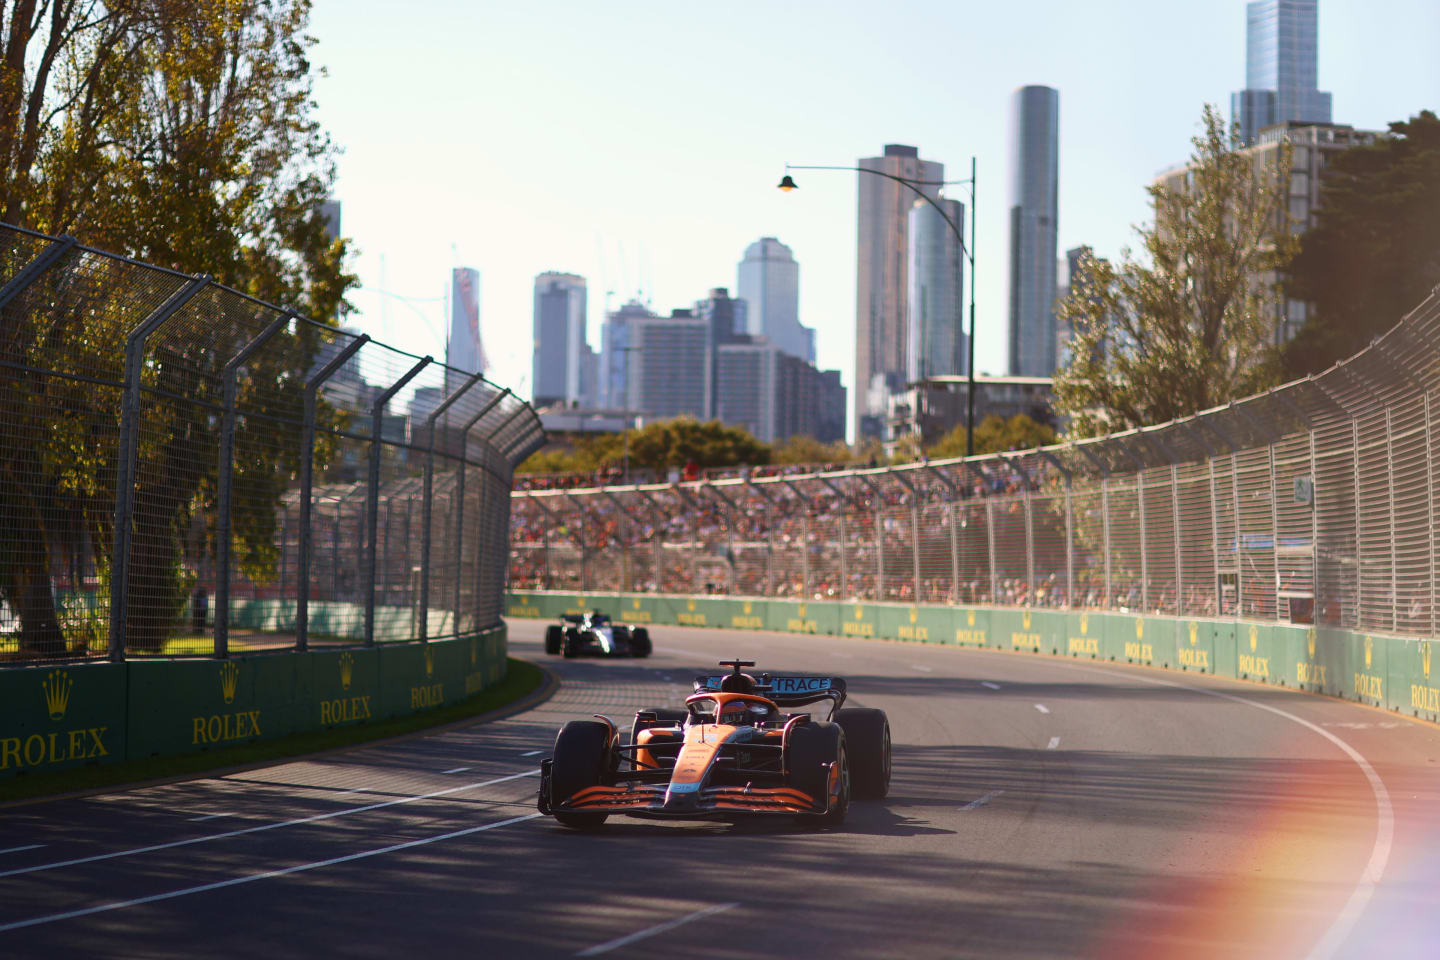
top-left (906, 197), bottom-right (967, 382)
top-left (737, 237), bottom-right (814, 363)
top-left (855, 144), bottom-right (944, 440)
top-left (1231, 0), bottom-right (1332, 145)
top-left (1006, 85), bottom-right (1060, 378)
top-left (531, 272), bottom-right (588, 409)
top-left (447, 266), bottom-right (485, 374)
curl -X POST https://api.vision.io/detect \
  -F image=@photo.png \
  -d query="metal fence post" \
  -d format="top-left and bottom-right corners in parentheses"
top-left (1427, 392), bottom-right (1437, 636)
top-left (109, 276), bottom-right (210, 660)
top-left (874, 506), bottom-right (884, 601)
top-left (297, 332), bottom-right (367, 650)
top-left (838, 505), bottom-right (849, 600)
top-left (910, 503), bottom-right (922, 603)
top-left (364, 356), bottom-right (432, 646)
top-left (418, 376), bottom-right (492, 640)
top-left (215, 312), bottom-right (293, 658)
top-left (986, 499), bottom-right (999, 605)
top-left (1385, 408), bottom-right (1398, 631)
top-left (802, 508), bottom-right (812, 599)
top-left (949, 502), bottom-right (961, 604)
top-left (1102, 476), bottom-right (1111, 608)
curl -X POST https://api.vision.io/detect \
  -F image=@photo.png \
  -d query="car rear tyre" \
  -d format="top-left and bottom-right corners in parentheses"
top-left (562, 628), bottom-right (580, 658)
top-left (788, 721), bottom-right (849, 827)
top-left (630, 627), bottom-right (652, 658)
top-left (836, 707), bottom-right (891, 800)
top-left (550, 720), bottom-right (613, 829)
top-left (544, 625), bottom-right (562, 656)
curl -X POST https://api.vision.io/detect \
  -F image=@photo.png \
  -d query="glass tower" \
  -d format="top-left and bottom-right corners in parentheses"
top-left (1231, 0), bottom-right (1332, 144)
top-left (1006, 85), bottom-right (1060, 378)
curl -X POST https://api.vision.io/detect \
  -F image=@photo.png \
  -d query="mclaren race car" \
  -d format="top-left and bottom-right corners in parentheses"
top-left (538, 659), bottom-right (891, 828)
top-left (544, 611), bottom-right (652, 659)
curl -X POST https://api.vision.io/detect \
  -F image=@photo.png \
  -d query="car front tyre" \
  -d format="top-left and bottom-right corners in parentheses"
top-left (550, 720), bottom-right (613, 829)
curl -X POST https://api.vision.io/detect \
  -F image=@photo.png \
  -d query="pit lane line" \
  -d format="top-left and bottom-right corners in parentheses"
top-left (0, 812), bottom-right (544, 933)
top-left (0, 769), bottom-right (539, 880)
top-left (1050, 659), bottom-right (1393, 960)
top-left (0, 845), bottom-right (44, 856)
top-left (575, 902), bottom-right (741, 956)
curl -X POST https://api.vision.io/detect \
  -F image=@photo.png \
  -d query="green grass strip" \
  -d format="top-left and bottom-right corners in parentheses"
top-left (0, 658), bottom-right (547, 806)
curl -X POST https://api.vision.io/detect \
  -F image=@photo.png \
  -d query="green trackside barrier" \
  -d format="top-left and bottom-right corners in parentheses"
top-left (875, 604), bottom-right (951, 644)
top-left (311, 647), bottom-right (381, 729)
top-left (953, 607), bottom-right (991, 647)
top-left (1064, 611), bottom-right (1104, 660)
top-left (0, 625), bottom-right (509, 779)
top-left (127, 655), bottom-right (299, 760)
top-left (0, 662), bottom-right (127, 777)
top-left (502, 591), bottom-right (1440, 726)
top-left (766, 599), bottom-right (841, 636)
top-left (838, 601), bottom-right (881, 640)
top-left (617, 594), bottom-right (662, 627)
top-left (1395, 636), bottom-right (1440, 723)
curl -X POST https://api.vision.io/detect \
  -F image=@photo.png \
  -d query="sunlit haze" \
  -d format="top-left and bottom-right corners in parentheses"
top-left (310, 0), bottom-right (1437, 416)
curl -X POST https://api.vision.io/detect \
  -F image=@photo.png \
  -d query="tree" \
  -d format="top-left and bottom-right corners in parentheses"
top-left (0, 1), bottom-right (352, 652)
top-left (771, 434), bottom-right (852, 467)
top-left (517, 418), bottom-right (774, 476)
top-left (1053, 104), bottom-right (1294, 437)
top-left (1280, 110), bottom-right (1440, 377)
top-left (927, 414), bottom-right (1057, 459)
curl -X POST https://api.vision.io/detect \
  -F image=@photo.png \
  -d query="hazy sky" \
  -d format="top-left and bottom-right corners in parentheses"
top-left (309, 0), bottom-right (1437, 422)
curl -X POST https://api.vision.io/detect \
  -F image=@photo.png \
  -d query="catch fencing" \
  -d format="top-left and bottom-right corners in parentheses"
top-left (511, 288), bottom-right (1440, 641)
top-left (0, 224), bottom-right (544, 663)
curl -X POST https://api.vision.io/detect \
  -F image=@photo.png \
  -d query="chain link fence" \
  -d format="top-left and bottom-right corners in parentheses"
top-left (512, 288), bottom-right (1440, 639)
top-left (0, 224), bottom-right (543, 663)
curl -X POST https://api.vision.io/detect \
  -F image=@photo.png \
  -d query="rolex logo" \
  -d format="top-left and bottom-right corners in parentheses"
top-left (633, 597), bottom-right (641, 609)
top-left (967, 610), bottom-right (975, 627)
top-left (1307, 629), bottom-right (1316, 659)
top-left (909, 607), bottom-right (918, 624)
top-left (1022, 610), bottom-right (1032, 630)
top-left (1364, 636), bottom-right (1373, 670)
top-left (1423, 642), bottom-right (1432, 680)
top-left (219, 661), bottom-right (239, 705)
top-left (577, 596), bottom-right (586, 609)
top-left (1249, 625), bottom-right (1258, 653)
top-left (1189, 622), bottom-right (1198, 646)
top-left (339, 652), bottom-right (354, 691)
top-left (687, 599), bottom-right (696, 612)
top-left (1080, 613), bottom-right (1088, 635)
top-left (424, 645), bottom-right (435, 678)
top-left (1136, 618), bottom-right (1144, 640)
top-left (744, 600), bottom-right (752, 614)
top-left (798, 603), bottom-right (806, 617)
top-left (42, 669), bottom-right (72, 721)
top-left (854, 605), bottom-right (863, 620)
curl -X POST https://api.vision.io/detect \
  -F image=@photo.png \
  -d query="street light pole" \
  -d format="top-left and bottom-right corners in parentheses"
top-left (779, 159), bottom-right (979, 455)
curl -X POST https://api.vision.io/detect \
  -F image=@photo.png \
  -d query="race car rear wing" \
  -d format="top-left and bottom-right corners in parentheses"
top-left (692, 674), bottom-right (848, 710)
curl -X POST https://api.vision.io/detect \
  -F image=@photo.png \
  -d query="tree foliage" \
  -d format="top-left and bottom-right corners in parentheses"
top-left (518, 418), bottom-right (774, 476)
top-left (926, 414), bottom-right (1057, 459)
top-left (0, 0), bottom-right (351, 652)
top-left (1280, 110), bottom-right (1440, 377)
top-left (1053, 105), bottom-right (1294, 437)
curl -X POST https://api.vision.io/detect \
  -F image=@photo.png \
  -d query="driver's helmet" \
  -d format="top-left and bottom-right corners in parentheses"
top-left (718, 700), bottom-right (752, 726)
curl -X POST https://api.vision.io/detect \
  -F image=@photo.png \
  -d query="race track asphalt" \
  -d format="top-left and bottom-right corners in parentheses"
top-left (3, 621), bottom-right (1440, 959)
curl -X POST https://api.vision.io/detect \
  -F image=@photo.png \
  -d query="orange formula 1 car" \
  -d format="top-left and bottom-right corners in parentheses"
top-left (537, 659), bottom-right (891, 828)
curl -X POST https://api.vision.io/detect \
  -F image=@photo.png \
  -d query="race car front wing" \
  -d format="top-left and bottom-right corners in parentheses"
top-left (538, 758), bottom-right (836, 818)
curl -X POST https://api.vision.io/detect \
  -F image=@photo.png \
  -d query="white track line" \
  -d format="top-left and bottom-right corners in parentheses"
top-left (911, 664), bottom-right (934, 673)
top-left (1034, 704), bottom-right (1050, 714)
top-left (1046, 736), bottom-right (1061, 750)
top-left (521, 750), bottom-right (543, 757)
top-left (0, 813), bottom-right (542, 933)
top-left (0, 845), bottom-right (44, 856)
top-left (1056, 661), bottom-right (1392, 960)
top-left (185, 813), bottom-right (228, 823)
top-left (0, 770), bottom-right (538, 880)
top-left (442, 767), bottom-right (471, 774)
top-left (576, 902), bottom-right (741, 956)
top-left (961, 790), bottom-right (1004, 810)
top-left (981, 681), bottom-right (1001, 690)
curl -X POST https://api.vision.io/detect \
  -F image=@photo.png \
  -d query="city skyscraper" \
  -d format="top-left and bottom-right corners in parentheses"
top-left (447, 266), bottom-right (485, 373)
top-left (855, 144), bottom-right (943, 439)
top-left (599, 299), bottom-right (654, 409)
top-left (737, 237), bottom-right (813, 362)
top-left (531, 272), bottom-right (588, 408)
top-left (1231, 0), bottom-right (1332, 145)
top-left (906, 197), bottom-right (967, 381)
top-left (1006, 86), bottom-right (1060, 377)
